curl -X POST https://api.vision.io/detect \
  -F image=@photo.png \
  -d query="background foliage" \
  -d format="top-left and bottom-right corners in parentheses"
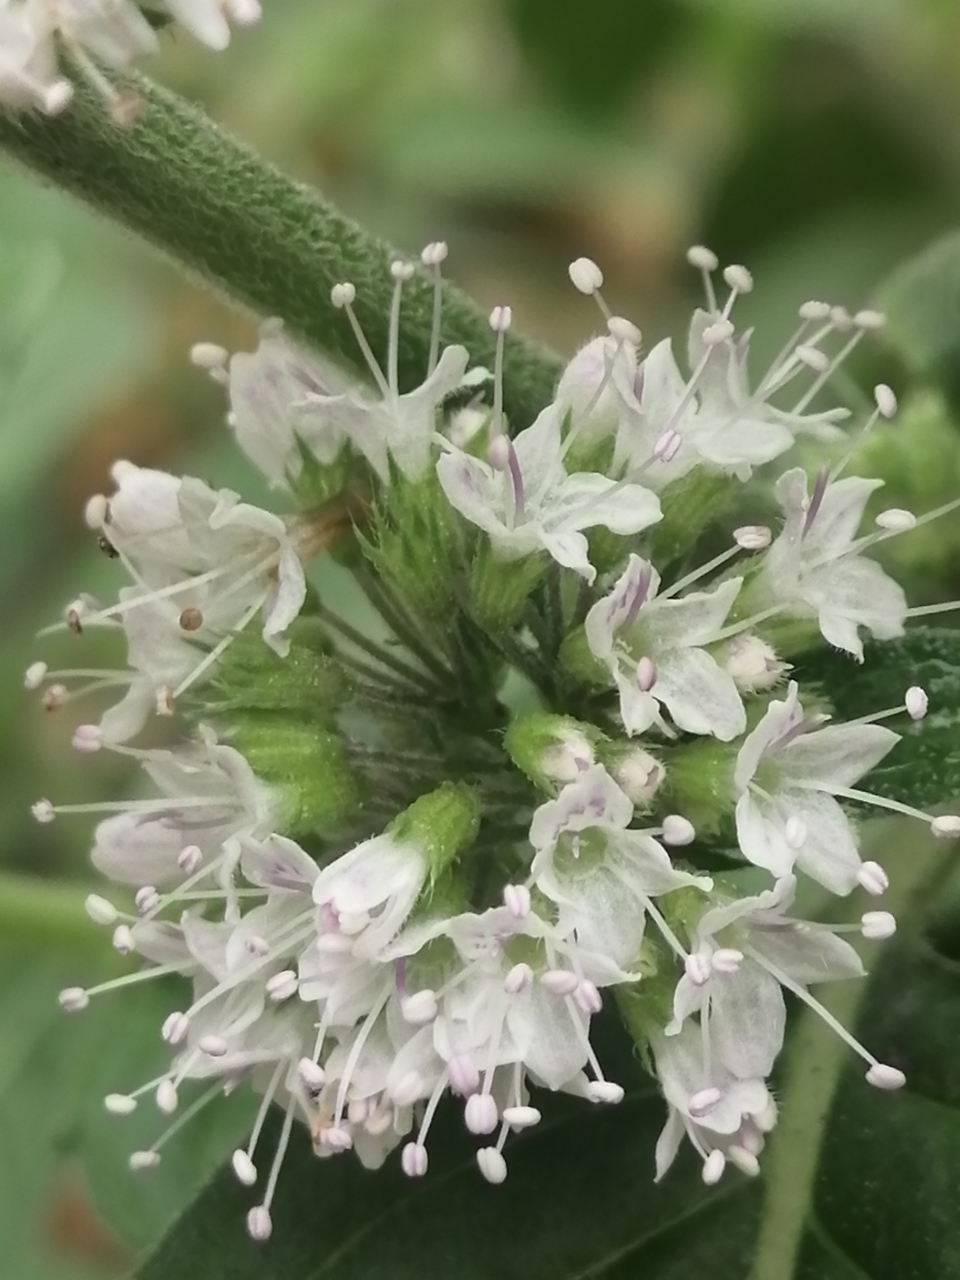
top-left (3, 0), bottom-right (960, 1275)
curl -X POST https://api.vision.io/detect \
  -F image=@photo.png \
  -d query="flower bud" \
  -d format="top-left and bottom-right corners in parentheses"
top-left (505, 712), bottom-right (599, 792)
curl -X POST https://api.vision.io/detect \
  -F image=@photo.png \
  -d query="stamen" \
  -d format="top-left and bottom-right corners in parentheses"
top-left (489, 306), bottom-right (512, 438)
top-left (686, 245), bottom-right (719, 313)
top-left (330, 282), bottom-right (391, 398)
top-left (421, 241), bottom-right (449, 375)
top-left (388, 259), bottom-right (414, 396)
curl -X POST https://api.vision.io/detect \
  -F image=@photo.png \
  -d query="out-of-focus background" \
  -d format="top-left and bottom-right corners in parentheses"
top-left (3, 0), bottom-right (960, 1274)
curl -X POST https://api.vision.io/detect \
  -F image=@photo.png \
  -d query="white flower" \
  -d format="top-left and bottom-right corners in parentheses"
top-left (0, 3), bottom-right (70, 114)
top-left (667, 876), bottom-right (864, 1079)
top-left (652, 1024), bottom-right (776, 1183)
top-left (91, 735), bottom-right (275, 890)
top-left (162, 0), bottom-right (260, 51)
top-left (437, 405), bottom-right (661, 582)
top-left (311, 832), bottom-right (429, 959)
top-left (92, 464), bottom-right (308, 657)
top-left (757, 467), bottom-right (907, 658)
top-left (555, 332), bottom-right (640, 449)
top-left (734, 681), bottom-right (899, 894)
top-left (585, 554), bottom-right (745, 739)
top-left (304, 344), bottom-right (474, 482)
top-left (529, 765), bottom-right (710, 970)
top-left (227, 323), bottom-right (354, 487)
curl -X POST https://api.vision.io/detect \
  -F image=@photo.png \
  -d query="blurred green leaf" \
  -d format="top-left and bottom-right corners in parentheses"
top-left (880, 230), bottom-right (960, 403)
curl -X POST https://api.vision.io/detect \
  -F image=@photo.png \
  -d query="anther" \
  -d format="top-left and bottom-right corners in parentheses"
top-left (24, 661), bottom-right (48, 690)
top-left (865, 1063), bottom-right (906, 1090)
top-left (662, 814), bottom-right (696, 846)
top-left (568, 257), bottom-right (604, 294)
top-left (232, 1150), bottom-right (257, 1186)
top-left (686, 246), bottom-right (719, 272)
top-left (685, 953), bottom-right (712, 986)
top-left (874, 384), bottom-right (898, 418)
top-left (875, 508), bottom-right (916, 531)
top-left (465, 1094), bottom-right (498, 1135)
top-left (688, 1088), bottom-right (722, 1118)
top-left (179, 607), bottom-right (204, 632)
top-left (265, 970), bottom-right (299, 1001)
top-left (390, 259), bottom-right (415, 282)
top-left (503, 883), bottom-right (531, 919)
top-left (503, 963), bottom-right (533, 995)
top-left (199, 1035), bottom-right (229, 1057)
top-left (702, 319), bottom-right (735, 344)
top-left (190, 342), bottom-right (229, 372)
top-left (298, 1058), bottom-right (326, 1092)
top-left (734, 525), bottom-right (772, 550)
top-left (723, 264), bottom-right (753, 294)
top-left (85, 894), bottom-right (118, 926)
top-left (401, 1142), bottom-right (428, 1177)
top-left (178, 845), bottom-right (203, 875)
top-left (246, 1206), bottom-right (272, 1241)
top-left (574, 980), bottom-right (603, 1015)
top-left (798, 300), bottom-right (830, 320)
top-left (421, 241), bottom-right (448, 267)
top-left (113, 925), bottom-right (134, 954)
top-left (712, 948), bottom-right (744, 973)
top-left (400, 990), bottom-right (438, 1025)
top-left (32, 799), bottom-right (56, 824)
top-left (702, 1150), bottom-right (726, 1184)
top-left (637, 657), bottom-right (657, 692)
top-left (861, 911), bottom-right (896, 940)
top-left (653, 428), bottom-right (682, 463)
top-left (156, 1081), bottom-right (179, 1113)
top-left (330, 282), bottom-right (356, 308)
top-left (854, 309), bottom-right (886, 330)
top-left (728, 1145), bottom-right (761, 1177)
top-left (931, 815), bottom-right (960, 838)
top-left (84, 494), bottom-right (109, 529)
top-left (502, 1105), bottom-right (541, 1129)
top-left (136, 886), bottom-right (160, 915)
top-left (42, 684), bottom-right (67, 712)
top-left (59, 986), bottom-right (88, 1012)
top-left (161, 1012), bottom-right (190, 1045)
top-left (104, 1093), bottom-right (137, 1115)
top-left (905, 686), bottom-right (928, 721)
top-left (586, 1081), bottom-right (624, 1104)
top-left (72, 724), bottom-right (104, 753)
top-left (858, 861), bottom-right (889, 896)
top-left (476, 1147), bottom-right (508, 1184)
top-left (607, 316), bottom-right (641, 345)
top-left (489, 305), bottom-right (512, 333)
top-left (795, 344), bottom-right (830, 372)
top-left (540, 969), bottom-right (580, 997)
top-left (129, 1151), bottom-right (161, 1171)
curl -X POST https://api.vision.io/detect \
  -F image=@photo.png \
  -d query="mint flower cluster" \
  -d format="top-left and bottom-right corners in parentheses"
top-left (0, 0), bottom-right (261, 118)
top-left (30, 244), bottom-right (960, 1242)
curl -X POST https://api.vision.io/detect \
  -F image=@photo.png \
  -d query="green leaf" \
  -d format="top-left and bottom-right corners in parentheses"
top-left (880, 230), bottom-right (960, 403)
top-left (0, 76), bottom-right (561, 432)
top-left (799, 627), bottom-right (960, 806)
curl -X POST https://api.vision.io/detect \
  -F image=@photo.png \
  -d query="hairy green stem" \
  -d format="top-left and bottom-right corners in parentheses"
top-left (0, 76), bottom-right (562, 426)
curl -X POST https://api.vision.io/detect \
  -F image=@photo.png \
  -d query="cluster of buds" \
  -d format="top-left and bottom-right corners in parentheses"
top-left (30, 241), bottom-right (960, 1240)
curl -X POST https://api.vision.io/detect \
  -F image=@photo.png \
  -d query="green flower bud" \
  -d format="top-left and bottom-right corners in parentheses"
top-left (226, 718), bottom-right (365, 837)
top-left (201, 623), bottom-right (351, 720)
top-left (505, 712), bottom-right (601, 792)
top-left (597, 740), bottom-right (664, 806)
top-left (363, 469), bottom-right (465, 622)
top-left (388, 780), bottom-right (481, 883)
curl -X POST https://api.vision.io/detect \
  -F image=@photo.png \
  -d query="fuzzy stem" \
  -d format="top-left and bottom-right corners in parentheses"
top-left (0, 75), bottom-right (562, 427)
